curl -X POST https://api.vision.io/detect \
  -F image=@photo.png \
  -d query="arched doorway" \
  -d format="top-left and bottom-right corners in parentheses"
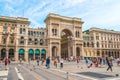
top-left (19, 49), bottom-right (25, 60)
top-left (61, 29), bottom-right (73, 59)
top-left (76, 47), bottom-right (80, 57)
top-left (35, 49), bottom-right (40, 59)
top-left (41, 49), bottom-right (46, 59)
top-left (52, 46), bottom-right (57, 60)
top-left (9, 49), bottom-right (14, 60)
top-left (1, 48), bottom-right (6, 60)
top-left (28, 49), bottom-right (34, 60)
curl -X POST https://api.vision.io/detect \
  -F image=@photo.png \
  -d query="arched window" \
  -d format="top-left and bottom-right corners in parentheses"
top-left (28, 38), bottom-right (32, 44)
top-left (20, 36), bottom-right (24, 44)
top-left (23, 28), bottom-right (26, 34)
top-left (34, 39), bottom-right (38, 45)
top-left (40, 39), bottom-right (44, 45)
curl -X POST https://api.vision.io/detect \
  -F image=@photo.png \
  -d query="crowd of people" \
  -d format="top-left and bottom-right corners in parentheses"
top-left (85, 56), bottom-right (120, 72)
top-left (1, 55), bottom-right (119, 71)
top-left (34, 57), bottom-right (64, 69)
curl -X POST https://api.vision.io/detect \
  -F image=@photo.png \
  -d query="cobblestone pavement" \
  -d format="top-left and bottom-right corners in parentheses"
top-left (0, 60), bottom-right (120, 80)
top-left (29, 60), bottom-right (120, 80)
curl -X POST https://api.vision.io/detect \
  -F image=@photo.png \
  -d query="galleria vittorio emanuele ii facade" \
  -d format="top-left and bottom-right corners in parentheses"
top-left (0, 13), bottom-right (120, 62)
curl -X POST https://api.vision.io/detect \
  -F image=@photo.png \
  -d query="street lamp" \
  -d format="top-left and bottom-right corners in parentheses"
top-left (67, 36), bottom-right (73, 58)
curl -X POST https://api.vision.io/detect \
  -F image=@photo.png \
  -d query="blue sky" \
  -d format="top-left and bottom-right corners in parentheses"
top-left (0, 0), bottom-right (120, 31)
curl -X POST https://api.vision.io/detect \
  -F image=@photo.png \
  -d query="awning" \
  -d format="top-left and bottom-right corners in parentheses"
top-left (41, 49), bottom-right (46, 54)
top-left (19, 49), bottom-right (24, 55)
top-left (35, 49), bottom-right (40, 54)
top-left (28, 49), bottom-right (34, 54)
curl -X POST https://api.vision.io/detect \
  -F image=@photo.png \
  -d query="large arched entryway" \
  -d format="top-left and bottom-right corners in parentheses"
top-left (19, 49), bottom-right (25, 60)
top-left (41, 49), bottom-right (46, 59)
top-left (52, 46), bottom-right (57, 60)
top-left (1, 48), bottom-right (6, 60)
top-left (35, 49), bottom-right (40, 59)
top-left (9, 49), bottom-right (14, 60)
top-left (61, 29), bottom-right (73, 59)
top-left (28, 49), bottom-right (34, 60)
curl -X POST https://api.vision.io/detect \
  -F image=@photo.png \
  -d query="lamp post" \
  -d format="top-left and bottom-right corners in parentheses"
top-left (67, 36), bottom-right (73, 58)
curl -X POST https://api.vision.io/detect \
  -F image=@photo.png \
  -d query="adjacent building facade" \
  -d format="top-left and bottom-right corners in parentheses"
top-left (0, 13), bottom-right (84, 61)
top-left (83, 27), bottom-right (120, 58)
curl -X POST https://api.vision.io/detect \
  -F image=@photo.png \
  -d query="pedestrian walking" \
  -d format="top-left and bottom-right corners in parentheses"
top-left (106, 57), bottom-right (113, 72)
top-left (46, 57), bottom-right (50, 69)
top-left (60, 58), bottom-right (64, 69)
top-left (37, 58), bottom-right (40, 66)
top-left (85, 57), bottom-right (89, 64)
top-left (117, 57), bottom-right (120, 66)
top-left (76, 57), bottom-right (79, 68)
top-left (54, 58), bottom-right (58, 68)
top-left (4, 57), bottom-right (8, 70)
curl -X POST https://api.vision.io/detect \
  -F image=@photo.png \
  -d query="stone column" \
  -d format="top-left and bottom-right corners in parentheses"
top-left (58, 42), bottom-right (61, 58)
top-left (73, 41), bottom-right (76, 57)
top-left (25, 38), bottom-right (28, 62)
top-left (81, 44), bottom-right (84, 59)
top-left (24, 49), bottom-right (28, 62)
top-left (15, 50), bottom-right (18, 62)
top-left (33, 50), bottom-right (35, 60)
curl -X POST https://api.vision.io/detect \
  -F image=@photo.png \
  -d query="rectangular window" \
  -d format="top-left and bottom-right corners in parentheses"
top-left (3, 38), bottom-right (6, 44)
top-left (96, 36), bottom-right (99, 40)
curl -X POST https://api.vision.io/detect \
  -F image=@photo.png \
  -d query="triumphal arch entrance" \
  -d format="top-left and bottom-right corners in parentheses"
top-left (45, 14), bottom-right (84, 60)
